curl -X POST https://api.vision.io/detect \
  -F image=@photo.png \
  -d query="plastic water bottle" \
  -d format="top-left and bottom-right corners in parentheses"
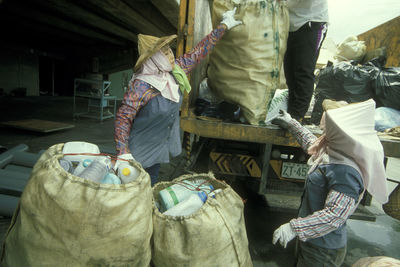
top-left (58, 159), bottom-right (73, 173)
top-left (209, 189), bottom-right (223, 198)
top-left (73, 158), bottom-right (93, 176)
top-left (117, 163), bottom-right (140, 184)
top-left (159, 180), bottom-right (214, 211)
top-left (101, 173), bottom-right (122, 184)
top-left (79, 157), bottom-right (111, 183)
top-left (163, 191), bottom-right (207, 216)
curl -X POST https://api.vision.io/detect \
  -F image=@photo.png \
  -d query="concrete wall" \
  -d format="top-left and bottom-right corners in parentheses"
top-left (108, 69), bottom-right (133, 100)
top-left (0, 50), bottom-right (40, 96)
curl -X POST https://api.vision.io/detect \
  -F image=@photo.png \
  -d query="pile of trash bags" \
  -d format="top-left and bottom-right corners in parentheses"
top-left (311, 57), bottom-right (400, 130)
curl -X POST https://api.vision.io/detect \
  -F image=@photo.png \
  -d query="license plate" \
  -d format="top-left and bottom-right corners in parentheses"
top-left (281, 162), bottom-right (309, 180)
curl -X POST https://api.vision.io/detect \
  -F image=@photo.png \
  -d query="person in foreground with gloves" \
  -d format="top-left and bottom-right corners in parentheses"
top-left (271, 99), bottom-right (388, 267)
top-left (114, 8), bottom-right (242, 185)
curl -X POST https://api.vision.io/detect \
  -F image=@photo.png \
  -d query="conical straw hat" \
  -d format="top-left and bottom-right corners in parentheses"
top-left (133, 34), bottom-right (177, 72)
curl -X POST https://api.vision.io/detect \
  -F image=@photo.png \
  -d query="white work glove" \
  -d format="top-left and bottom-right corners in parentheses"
top-left (113, 153), bottom-right (135, 171)
top-left (271, 109), bottom-right (292, 129)
top-left (272, 222), bottom-right (297, 248)
top-left (221, 7), bottom-right (242, 30)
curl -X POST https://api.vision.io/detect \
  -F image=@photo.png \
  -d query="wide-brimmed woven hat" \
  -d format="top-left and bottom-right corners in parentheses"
top-left (133, 33), bottom-right (177, 72)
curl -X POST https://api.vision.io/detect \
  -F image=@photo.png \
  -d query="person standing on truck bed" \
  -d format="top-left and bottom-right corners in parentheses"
top-left (284, 0), bottom-right (328, 122)
top-left (271, 99), bottom-right (388, 267)
top-left (114, 8), bottom-right (242, 186)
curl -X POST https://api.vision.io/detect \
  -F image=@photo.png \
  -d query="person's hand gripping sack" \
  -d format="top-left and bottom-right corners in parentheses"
top-left (272, 222), bottom-right (297, 248)
top-left (221, 7), bottom-right (242, 30)
top-left (271, 110), bottom-right (292, 129)
top-left (113, 153), bottom-right (135, 171)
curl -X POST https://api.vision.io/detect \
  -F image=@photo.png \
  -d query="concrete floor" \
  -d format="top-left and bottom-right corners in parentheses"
top-left (0, 96), bottom-right (399, 266)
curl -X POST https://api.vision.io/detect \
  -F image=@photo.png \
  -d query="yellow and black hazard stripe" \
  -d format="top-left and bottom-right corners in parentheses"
top-left (209, 151), bottom-right (261, 178)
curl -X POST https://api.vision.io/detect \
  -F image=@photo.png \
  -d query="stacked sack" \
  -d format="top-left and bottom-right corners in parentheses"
top-left (1, 142), bottom-right (153, 267)
top-left (152, 173), bottom-right (252, 267)
top-left (208, 0), bottom-right (289, 125)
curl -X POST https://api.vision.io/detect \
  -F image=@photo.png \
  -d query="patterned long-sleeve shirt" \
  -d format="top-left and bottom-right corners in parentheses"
top-left (114, 25), bottom-right (226, 156)
top-left (286, 119), bottom-right (362, 247)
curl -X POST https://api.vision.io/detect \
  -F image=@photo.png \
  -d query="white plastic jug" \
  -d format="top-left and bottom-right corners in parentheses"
top-left (62, 141), bottom-right (100, 170)
top-left (117, 163), bottom-right (140, 184)
top-left (163, 191), bottom-right (207, 216)
top-left (159, 180), bottom-right (214, 211)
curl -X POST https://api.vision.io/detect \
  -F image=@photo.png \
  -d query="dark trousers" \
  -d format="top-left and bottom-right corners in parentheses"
top-left (145, 163), bottom-right (160, 186)
top-left (284, 22), bottom-right (327, 120)
top-left (296, 240), bottom-right (346, 267)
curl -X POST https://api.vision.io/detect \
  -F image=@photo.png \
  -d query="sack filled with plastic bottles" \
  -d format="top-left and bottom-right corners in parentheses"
top-left (1, 143), bottom-right (153, 267)
top-left (151, 173), bottom-right (252, 267)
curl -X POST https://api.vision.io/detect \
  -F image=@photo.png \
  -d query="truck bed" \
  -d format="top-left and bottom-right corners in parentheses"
top-left (181, 111), bottom-right (400, 158)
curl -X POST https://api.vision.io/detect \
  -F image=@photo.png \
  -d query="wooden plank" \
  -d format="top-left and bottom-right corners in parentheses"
top-left (181, 117), bottom-right (301, 147)
top-left (1, 119), bottom-right (74, 133)
top-left (358, 16), bottom-right (400, 67)
top-left (180, 0), bottom-right (196, 118)
top-left (30, 0), bottom-right (138, 43)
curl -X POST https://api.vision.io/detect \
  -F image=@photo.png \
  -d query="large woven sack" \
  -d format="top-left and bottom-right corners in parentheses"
top-left (1, 143), bottom-right (153, 267)
top-left (152, 173), bottom-right (252, 267)
top-left (208, 0), bottom-right (289, 125)
top-left (351, 256), bottom-right (400, 267)
top-left (383, 183), bottom-right (400, 221)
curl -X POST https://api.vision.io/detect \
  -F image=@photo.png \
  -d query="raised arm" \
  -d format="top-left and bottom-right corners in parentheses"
top-left (114, 80), bottom-right (159, 155)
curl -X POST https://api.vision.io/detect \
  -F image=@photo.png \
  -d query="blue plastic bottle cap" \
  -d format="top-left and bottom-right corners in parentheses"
top-left (83, 159), bottom-right (92, 167)
top-left (197, 191), bottom-right (207, 203)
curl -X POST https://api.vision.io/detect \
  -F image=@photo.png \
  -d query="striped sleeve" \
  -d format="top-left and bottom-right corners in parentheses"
top-left (287, 119), bottom-right (318, 151)
top-left (175, 24), bottom-right (226, 75)
top-left (114, 79), bottom-right (159, 155)
top-left (290, 190), bottom-right (356, 242)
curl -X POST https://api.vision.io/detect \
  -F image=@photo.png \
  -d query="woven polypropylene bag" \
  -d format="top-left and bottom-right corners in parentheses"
top-left (1, 143), bottom-right (153, 267)
top-left (208, 0), bottom-right (289, 125)
top-left (151, 173), bottom-right (252, 267)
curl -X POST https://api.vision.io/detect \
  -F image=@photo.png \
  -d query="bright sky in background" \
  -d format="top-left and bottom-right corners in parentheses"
top-left (326, 0), bottom-right (400, 44)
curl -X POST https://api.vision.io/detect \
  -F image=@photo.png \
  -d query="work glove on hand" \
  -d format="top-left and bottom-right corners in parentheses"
top-left (221, 7), bottom-right (242, 30)
top-left (272, 222), bottom-right (297, 248)
top-left (113, 153), bottom-right (135, 171)
top-left (271, 109), bottom-right (292, 129)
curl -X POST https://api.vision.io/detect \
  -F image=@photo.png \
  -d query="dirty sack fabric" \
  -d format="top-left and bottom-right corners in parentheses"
top-left (1, 143), bottom-right (153, 267)
top-left (208, 0), bottom-right (289, 125)
top-left (151, 173), bottom-right (252, 267)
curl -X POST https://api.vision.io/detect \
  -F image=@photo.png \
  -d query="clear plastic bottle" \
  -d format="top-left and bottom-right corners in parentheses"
top-left (58, 159), bottom-right (73, 173)
top-left (163, 191), bottom-right (207, 216)
top-left (159, 180), bottom-right (214, 211)
top-left (73, 159), bottom-right (93, 176)
top-left (101, 172), bottom-right (122, 184)
top-left (79, 157), bottom-right (111, 183)
top-left (117, 163), bottom-right (140, 184)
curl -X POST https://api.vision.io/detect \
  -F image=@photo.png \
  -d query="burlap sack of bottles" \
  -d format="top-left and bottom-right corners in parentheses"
top-left (207, 0), bottom-right (289, 125)
top-left (351, 256), bottom-right (400, 267)
top-left (1, 143), bottom-right (153, 267)
top-left (151, 172), bottom-right (252, 267)
top-left (383, 183), bottom-right (400, 221)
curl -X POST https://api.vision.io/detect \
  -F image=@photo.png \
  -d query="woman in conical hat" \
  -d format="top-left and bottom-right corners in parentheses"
top-left (271, 99), bottom-right (388, 267)
top-left (114, 8), bottom-right (242, 186)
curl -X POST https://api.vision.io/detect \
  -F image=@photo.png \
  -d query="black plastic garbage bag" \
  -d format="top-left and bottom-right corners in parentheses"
top-left (367, 59), bottom-right (400, 110)
top-left (311, 61), bottom-right (376, 124)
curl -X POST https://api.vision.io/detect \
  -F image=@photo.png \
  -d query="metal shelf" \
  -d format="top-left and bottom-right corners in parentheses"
top-left (73, 78), bottom-right (117, 122)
